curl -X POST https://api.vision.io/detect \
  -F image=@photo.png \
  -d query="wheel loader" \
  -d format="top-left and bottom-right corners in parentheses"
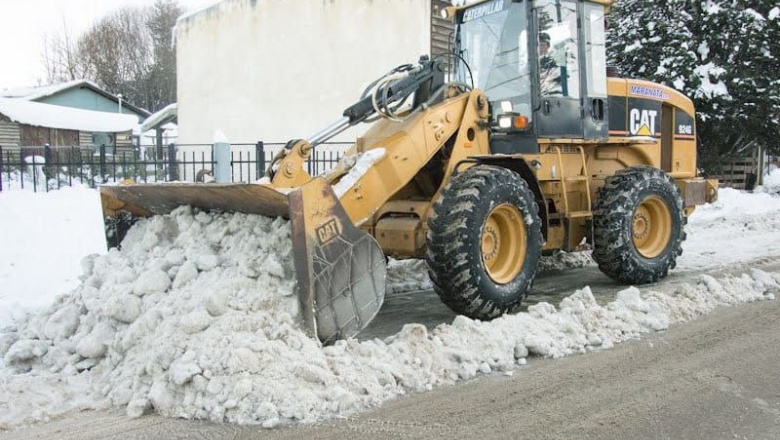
top-left (101, 0), bottom-right (718, 344)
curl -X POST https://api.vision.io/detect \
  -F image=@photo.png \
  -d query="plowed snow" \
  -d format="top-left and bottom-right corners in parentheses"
top-left (1, 185), bottom-right (780, 429)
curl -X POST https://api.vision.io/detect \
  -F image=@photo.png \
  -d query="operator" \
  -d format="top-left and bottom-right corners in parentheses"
top-left (538, 33), bottom-right (563, 97)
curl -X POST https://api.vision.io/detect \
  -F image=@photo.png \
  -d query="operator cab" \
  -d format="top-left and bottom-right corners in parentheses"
top-left (451, 0), bottom-right (610, 151)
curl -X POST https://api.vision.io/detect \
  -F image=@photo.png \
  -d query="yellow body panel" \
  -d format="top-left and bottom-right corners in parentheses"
top-left (328, 91), bottom-right (488, 225)
top-left (251, 77), bottom-right (711, 257)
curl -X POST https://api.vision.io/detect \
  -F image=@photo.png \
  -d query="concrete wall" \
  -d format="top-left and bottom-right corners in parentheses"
top-left (176, 0), bottom-right (431, 146)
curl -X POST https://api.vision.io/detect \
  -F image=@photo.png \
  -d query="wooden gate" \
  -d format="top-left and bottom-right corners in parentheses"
top-left (710, 156), bottom-right (760, 190)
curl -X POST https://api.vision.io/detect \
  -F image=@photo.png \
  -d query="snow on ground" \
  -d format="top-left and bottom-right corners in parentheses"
top-left (0, 181), bottom-right (779, 429)
top-left (679, 186), bottom-right (780, 271)
top-left (0, 187), bottom-right (105, 327)
top-left (761, 167), bottom-right (780, 195)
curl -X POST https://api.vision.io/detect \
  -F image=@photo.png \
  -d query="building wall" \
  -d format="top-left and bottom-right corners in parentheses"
top-left (0, 114), bottom-right (135, 154)
top-left (38, 89), bottom-right (146, 122)
top-left (79, 131), bottom-right (93, 148)
top-left (19, 125), bottom-right (80, 147)
top-left (176, 0), bottom-right (431, 146)
top-left (0, 117), bottom-right (21, 150)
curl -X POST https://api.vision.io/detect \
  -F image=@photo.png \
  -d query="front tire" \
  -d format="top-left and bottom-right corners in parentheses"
top-left (592, 166), bottom-right (686, 284)
top-left (426, 165), bottom-right (542, 319)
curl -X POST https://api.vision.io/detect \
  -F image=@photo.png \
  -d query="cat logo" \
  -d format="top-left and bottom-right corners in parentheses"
top-left (316, 218), bottom-right (339, 245)
top-left (629, 109), bottom-right (658, 137)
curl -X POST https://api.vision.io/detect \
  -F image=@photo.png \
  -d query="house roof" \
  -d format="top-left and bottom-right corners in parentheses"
top-left (1, 79), bottom-right (89, 100)
top-left (141, 103), bottom-right (178, 132)
top-left (0, 79), bottom-right (151, 117)
top-left (0, 99), bottom-right (140, 133)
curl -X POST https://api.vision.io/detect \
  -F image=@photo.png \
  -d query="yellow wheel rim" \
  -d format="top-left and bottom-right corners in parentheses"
top-left (632, 195), bottom-right (672, 259)
top-left (481, 204), bottom-right (527, 284)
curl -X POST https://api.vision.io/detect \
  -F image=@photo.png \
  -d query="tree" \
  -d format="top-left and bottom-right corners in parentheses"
top-left (42, 21), bottom-right (90, 84)
top-left (42, 0), bottom-right (184, 113)
top-left (78, 7), bottom-right (152, 100)
top-left (608, 0), bottom-right (780, 172)
top-left (145, 0), bottom-right (181, 110)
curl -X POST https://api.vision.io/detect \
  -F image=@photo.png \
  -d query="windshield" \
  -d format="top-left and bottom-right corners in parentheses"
top-left (455, 2), bottom-right (531, 120)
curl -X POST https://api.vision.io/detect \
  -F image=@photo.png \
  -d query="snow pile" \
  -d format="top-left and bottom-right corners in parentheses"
top-left (687, 188), bottom-right (780, 232)
top-left (760, 168), bottom-right (780, 195)
top-left (1, 156), bottom-right (50, 192)
top-left (538, 250), bottom-right (594, 272)
top-left (679, 188), bottom-right (780, 270)
top-left (2, 208), bottom-right (300, 426)
top-left (0, 204), bottom-right (777, 429)
top-left (0, 187), bottom-right (105, 328)
top-left (386, 259), bottom-right (433, 294)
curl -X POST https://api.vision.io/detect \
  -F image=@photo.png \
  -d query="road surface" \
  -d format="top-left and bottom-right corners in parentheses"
top-left (2, 260), bottom-right (779, 440)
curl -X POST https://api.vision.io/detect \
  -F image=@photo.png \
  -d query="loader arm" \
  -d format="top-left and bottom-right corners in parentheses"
top-left (321, 88), bottom-right (491, 226)
top-left (265, 56), bottom-right (446, 188)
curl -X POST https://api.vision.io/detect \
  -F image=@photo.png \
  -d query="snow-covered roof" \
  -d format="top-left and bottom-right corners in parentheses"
top-left (0, 79), bottom-right (151, 117)
top-left (0, 79), bottom-right (99, 101)
top-left (140, 103), bottom-right (178, 132)
top-left (0, 99), bottom-right (139, 133)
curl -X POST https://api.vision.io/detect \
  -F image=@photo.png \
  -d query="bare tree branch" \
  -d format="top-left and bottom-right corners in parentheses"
top-left (40, 0), bottom-right (184, 112)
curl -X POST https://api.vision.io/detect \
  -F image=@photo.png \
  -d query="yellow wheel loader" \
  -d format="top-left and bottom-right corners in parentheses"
top-left (101, 0), bottom-right (718, 344)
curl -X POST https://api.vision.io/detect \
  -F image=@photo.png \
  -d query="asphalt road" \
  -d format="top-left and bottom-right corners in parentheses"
top-left (2, 261), bottom-right (779, 440)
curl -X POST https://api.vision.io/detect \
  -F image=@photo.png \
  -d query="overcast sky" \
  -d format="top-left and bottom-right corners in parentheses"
top-left (0, 0), bottom-right (219, 91)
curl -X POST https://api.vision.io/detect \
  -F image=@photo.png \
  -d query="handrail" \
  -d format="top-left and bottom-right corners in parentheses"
top-left (577, 146), bottom-right (592, 210)
top-left (553, 146), bottom-right (569, 213)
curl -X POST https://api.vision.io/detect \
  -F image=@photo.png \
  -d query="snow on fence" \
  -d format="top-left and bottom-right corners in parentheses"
top-left (0, 142), bottom-right (350, 192)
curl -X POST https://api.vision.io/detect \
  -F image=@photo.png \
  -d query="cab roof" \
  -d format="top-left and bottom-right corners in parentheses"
top-left (449, 0), bottom-right (616, 16)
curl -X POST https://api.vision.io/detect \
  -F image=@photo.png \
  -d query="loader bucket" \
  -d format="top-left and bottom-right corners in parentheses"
top-left (100, 179), bottom-right (386, 344)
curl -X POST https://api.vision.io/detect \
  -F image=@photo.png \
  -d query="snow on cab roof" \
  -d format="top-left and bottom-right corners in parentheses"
top-left (0, 99), bottom-right (140, 133)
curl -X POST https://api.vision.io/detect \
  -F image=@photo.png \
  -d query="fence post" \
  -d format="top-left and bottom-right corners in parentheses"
top-left (31, 154), bottom-right (38, 192)
top-left (167, 143), bottom-right (178, 181)
top-left (214, 141), bottom-right (231, 183)
top-left (0, 145), bottom-right (3, 192)
top-left (99, 145), bottom-right (107, 184)
top-left (43, 144), bottom-right (53, 184)
top-left (255, 141), bottom-right (265, 180)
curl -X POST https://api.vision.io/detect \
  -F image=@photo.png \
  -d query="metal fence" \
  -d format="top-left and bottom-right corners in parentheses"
top-left (0, 142), bottom-right (350, 192)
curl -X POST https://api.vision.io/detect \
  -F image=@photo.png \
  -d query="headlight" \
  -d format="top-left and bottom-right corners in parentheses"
top-left (496, 114), bottom-right (530, 132)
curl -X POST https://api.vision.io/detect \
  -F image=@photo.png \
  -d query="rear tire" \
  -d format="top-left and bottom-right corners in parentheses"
top-left (592, 166), bottom-right (685, 284)
top-left (426, 165), bottom-right (542, 319)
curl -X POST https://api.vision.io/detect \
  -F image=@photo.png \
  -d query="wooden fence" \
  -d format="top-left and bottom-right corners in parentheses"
top-left (708, 156), bottom-right (762, 190)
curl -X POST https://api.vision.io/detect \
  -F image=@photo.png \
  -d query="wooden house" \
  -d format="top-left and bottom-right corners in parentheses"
top-left (0, 80), bottom-right (150, 154)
